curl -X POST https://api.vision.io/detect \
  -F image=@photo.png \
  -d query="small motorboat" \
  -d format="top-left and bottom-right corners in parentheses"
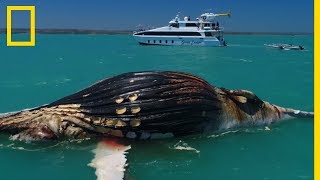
top-left (264, 43), bottom-right (305, 50)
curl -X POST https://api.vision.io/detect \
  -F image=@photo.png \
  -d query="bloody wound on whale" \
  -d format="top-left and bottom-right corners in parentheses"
top-left (0, 71), bottom-right (313, 141)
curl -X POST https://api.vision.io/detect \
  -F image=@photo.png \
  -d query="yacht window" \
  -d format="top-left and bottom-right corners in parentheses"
top-left (204, 32), bottom-right (213, 37)
top-left (148, 40), bottom-right (150, 43)
top-left (169, 23), bottom-right (179, 28)
top-left (165, 40), bottom-right (168, 43)
top-left (154, 40), bottom-right (156, 43)
top-left (185, 23), bottom-right (197, 27)
top-left (172, 40), bottom-right (174, 43)
top-left (136, 31), bottom-right (201, 36)
top-left (160, 40), bottom-right (162, 43)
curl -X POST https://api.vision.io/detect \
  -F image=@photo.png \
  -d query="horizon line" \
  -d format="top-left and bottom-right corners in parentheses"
top-left (0, 28), bottom-right (313, 36)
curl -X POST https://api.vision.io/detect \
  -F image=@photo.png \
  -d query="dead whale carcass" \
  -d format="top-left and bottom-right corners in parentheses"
top-left (0, 71), bottom-right (313, 141)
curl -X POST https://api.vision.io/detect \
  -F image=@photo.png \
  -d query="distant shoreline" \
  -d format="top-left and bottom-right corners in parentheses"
top-left (0, 28), bottom-right (313, 36)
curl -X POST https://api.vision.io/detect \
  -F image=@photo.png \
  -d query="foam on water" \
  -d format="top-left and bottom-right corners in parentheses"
top-left (171, 140), bottom-right (200, 154)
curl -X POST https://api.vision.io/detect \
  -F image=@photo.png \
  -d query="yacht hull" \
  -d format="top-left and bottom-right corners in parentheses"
top-left (133, 35), bottom-right (225, 47)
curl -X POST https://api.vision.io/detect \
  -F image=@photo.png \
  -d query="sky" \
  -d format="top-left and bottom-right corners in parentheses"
top-left (0, 0), bottom-right (314, 33)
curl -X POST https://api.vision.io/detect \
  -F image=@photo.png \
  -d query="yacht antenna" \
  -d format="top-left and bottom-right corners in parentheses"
top-left (174, 12), bottom-right (180, 22)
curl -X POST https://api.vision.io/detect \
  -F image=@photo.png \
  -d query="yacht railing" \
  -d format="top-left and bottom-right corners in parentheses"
top-left (201, 26), bottom-right (224, 31)
top-left (133, 29), bottom-right (146, 34)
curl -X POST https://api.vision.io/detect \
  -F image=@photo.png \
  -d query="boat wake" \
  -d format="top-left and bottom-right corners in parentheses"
top-left (227, 44), bottom-right (262, 48)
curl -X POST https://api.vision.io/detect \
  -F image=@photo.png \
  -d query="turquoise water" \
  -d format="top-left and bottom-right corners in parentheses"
top-left (0, 34), bottom-right (314, 179)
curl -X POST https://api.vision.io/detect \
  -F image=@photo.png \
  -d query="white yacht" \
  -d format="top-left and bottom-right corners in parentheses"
top-left (133, 11), bottom-right (231, 46)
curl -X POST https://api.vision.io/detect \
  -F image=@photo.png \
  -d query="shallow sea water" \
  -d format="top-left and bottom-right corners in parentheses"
top-left (0, 34), bottom-right (314, 180)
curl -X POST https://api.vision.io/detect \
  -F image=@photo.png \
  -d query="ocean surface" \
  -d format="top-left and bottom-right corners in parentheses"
top-left (0, 34), bottom-right (314, 180)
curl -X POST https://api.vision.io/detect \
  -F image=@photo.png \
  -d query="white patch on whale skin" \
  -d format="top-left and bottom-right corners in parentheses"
top-left (88, 140), bottom-right (131, 180)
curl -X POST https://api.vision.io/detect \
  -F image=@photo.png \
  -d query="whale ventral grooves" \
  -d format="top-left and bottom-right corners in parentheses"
top-left (47, 71), bottom-right (222, 137)
top-left (0, 71), bottom-right (313, 141)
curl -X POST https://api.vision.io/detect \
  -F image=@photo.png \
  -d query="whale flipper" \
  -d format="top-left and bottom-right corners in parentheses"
top-left (89, 139), bottom-right (131, 180)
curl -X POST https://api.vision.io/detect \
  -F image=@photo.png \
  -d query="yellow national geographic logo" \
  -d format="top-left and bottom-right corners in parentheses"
top-left (7, 6), bottom-right (36, 47)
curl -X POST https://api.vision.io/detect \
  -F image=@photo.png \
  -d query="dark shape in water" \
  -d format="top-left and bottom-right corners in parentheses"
top-left (0, 71), bottom-right (313, 141)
